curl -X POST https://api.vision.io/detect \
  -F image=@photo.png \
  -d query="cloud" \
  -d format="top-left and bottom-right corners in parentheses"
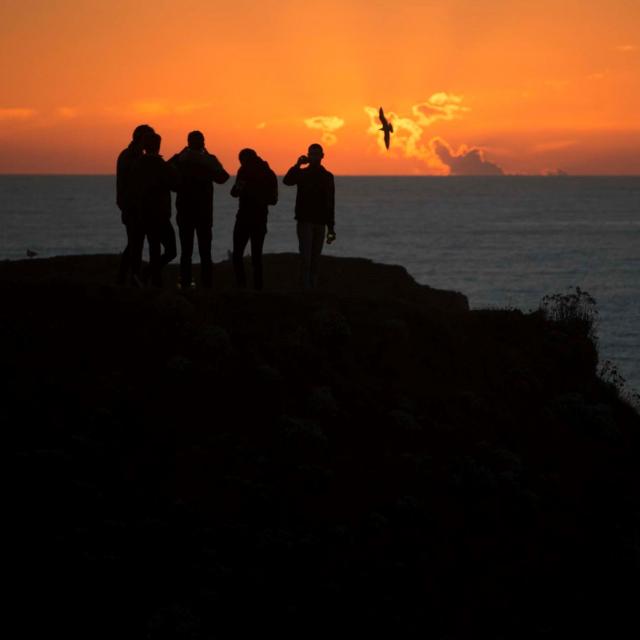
top-left (131, 101), bottom-right (212, 117)
top-left (411, 92), bottom-right (469, 126)
top-left (0, 107), bottom-right (37, 121)
top-left (531, 139), bottom-right (577, 153)
top-left (365, 93), bottom-right (469, 158)
top-left (132, 101), bottom-right (171, 116)
top-left (304, 115), bottom-right (345, 145)
top-left (431, 138), bottom-right (503, 176)
top-left (56, 107), bottom-right (79, 119)
top-left (616, 44), bottom-right (637, 52)
top-left (364, 94), bottom-right (500, 174)
top-left (174, 102), bottom-right (212, 115)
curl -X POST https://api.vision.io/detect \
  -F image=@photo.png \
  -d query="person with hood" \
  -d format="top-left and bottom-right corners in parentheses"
top-left (130, 132), bottom-right (178, 287)
top-left (115, 123), bottom-right (154, 285)
top-left (282, 143), bottom-right (336, 290)
top-left (169, 131), bottom-right (229, 289)
top-left (230, 148), bottom-right (278, 290)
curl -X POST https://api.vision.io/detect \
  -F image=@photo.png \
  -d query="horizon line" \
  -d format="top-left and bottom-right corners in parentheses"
top-left (1, 173), bottom-right (640, 178)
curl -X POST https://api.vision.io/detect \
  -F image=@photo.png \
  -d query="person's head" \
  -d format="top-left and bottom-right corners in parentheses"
top-left (307, 143), bottom-right (324, 166)
top-left (132, 124), bottom-right (154, 146)
top-left (142, 132), bottom-right (161, 155)
top-left (187, 130), bottom-right (205, 151)
top-left (238, 148), bottom-right (258, 166)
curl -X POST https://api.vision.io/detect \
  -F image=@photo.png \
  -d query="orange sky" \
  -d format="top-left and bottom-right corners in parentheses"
top-left (1, 0), bottom-right (639, 174)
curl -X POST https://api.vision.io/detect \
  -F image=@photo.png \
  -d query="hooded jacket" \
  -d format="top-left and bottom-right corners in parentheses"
top-left (169, 147), bottom-right (229, 224)
top-left (230, 157), bottom-right (278, 225)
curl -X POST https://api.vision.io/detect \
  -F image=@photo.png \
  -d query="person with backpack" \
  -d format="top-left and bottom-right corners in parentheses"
top-left (230, 148), bottom-right (278, 290)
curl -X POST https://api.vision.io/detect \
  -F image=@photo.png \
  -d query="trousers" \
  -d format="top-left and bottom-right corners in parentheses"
top-left (178, 219), bottom-right (213, 288)
top-left (232, 218), bottom-right (267, 290)
top-left (296, 222), bottom-right (325, 289)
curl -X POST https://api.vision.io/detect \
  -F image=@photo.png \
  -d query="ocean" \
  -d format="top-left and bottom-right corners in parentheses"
top-left (1, 175), bottom-right (638, 390)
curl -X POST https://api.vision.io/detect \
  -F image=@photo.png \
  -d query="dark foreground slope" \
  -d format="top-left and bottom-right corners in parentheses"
top-left (3, 255), bottom-right (639, 639)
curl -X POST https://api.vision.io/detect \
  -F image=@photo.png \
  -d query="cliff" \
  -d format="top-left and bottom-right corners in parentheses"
top-left (3, 254), bottom-right (639, 639)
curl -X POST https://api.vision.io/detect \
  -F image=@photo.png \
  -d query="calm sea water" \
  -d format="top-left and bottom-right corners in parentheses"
top-left (1, 175), bottom-right (638, 390)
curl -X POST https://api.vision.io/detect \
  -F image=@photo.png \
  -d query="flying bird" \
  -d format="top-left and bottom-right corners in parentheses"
top-left (378, 107), bottom-right (393, 150)
top-left (26, 249), bottom-right (38, 258)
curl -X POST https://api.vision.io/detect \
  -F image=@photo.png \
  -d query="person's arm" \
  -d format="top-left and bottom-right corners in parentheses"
top-left (326, 172), bottom-right (335, 232)
top-left (283, 156), bottom-right (308, 185)
top-left (205, 153), bottom-right (230, 184)
top-left (230, 167), bottom-right (244, 198)
top-left (165, 159), bottom-right (181, 192)
top-left (267, 169), bottom-right (278, 205)
top-left (282, 165), bottom-right (300, 186)
top-left (115, 153), bottom-right (127, 210)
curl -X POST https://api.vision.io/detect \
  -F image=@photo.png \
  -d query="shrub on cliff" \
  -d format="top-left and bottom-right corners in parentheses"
top-left (540, 286), bottom-right (598, 344)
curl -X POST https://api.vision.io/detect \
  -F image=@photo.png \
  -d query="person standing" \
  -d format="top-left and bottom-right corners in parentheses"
top-left (130, 132), bottom-right (178, 287)
top-left (230, 148), bottom-right (278, 290)
top-left (115, 124), bottom-right (154, 286)
top-left (282, 143), bottom-right (336, 289)
top-left (169, 131), bottom-right (229, 289)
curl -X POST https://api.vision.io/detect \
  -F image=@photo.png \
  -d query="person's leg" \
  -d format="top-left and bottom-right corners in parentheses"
top-left (232, 219), bottom-right (250, 288)
top-left (178, 221), bottom-right (195, 289)
top-left (128, 219), bottom-right (145, 286)
top-left (297, 221), bottom-right (313, 290)
top-left (196, 222), bottom-right (213, 288)
top-left (116, 212), bottom-right (132, 284)
top-left (309, 224), bottom-right (325, 289)
top-left (250, 224), bottom-right (266, 291)
top-left (147, 225), bottom-right (163, 287)
top-left (160, 220), bottom-right (177, 268)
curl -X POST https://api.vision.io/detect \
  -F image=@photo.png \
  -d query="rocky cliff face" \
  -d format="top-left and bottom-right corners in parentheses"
top-left (3, 255), bottom-right (639, 639)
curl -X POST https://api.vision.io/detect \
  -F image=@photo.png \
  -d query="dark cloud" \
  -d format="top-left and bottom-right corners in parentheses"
top-left (431, 138), bottom-right (503, 176)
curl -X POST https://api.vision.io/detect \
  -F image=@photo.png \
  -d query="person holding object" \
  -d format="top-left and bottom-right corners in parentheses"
top-left (230, 148), bottom-right (278, 290)
top-left (282, 143), bottom-right (336, 289)
top-left (169, 131), bottom-right (229, 289)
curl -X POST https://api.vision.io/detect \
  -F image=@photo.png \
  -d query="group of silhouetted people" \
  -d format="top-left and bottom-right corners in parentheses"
top-left (116, 124), bottom-right (336, 291)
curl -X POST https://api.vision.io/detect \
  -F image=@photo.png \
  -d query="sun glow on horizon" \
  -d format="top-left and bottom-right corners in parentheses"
top-left (1, 0), bottom-right (639, 175)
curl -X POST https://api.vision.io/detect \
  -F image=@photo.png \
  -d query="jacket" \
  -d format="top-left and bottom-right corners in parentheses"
top-left (169, 148), bottom-right (229, 224)
top-left (231, 157), bottom-right (278, 225)
top-left (282, 164), bottom-right (335, 226)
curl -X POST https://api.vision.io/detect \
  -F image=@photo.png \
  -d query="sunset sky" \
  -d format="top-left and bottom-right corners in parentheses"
top-left (1, 0), bottom-right (639, 175)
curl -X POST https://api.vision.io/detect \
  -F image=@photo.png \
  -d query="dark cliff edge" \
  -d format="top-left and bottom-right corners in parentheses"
top-left (3, 255), bottom-right (639, 639)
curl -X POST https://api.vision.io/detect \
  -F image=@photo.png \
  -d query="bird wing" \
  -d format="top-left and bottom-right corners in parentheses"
top-left (379, 107), bottom-right (388, 127)
top-left (384, 129), bottom-right (390, 149)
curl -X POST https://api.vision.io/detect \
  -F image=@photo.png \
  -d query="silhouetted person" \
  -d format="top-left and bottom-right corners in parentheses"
top-left (116, 124), bottom-right (154, 285)
top-left (169, 131), bottom-right (229, 289)
top-left (283, 143), bottom-right (336, 289)
top-left (230, 149), bottom-right (278, 290)
top-left (130, 132), bottom-right (178, 287)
